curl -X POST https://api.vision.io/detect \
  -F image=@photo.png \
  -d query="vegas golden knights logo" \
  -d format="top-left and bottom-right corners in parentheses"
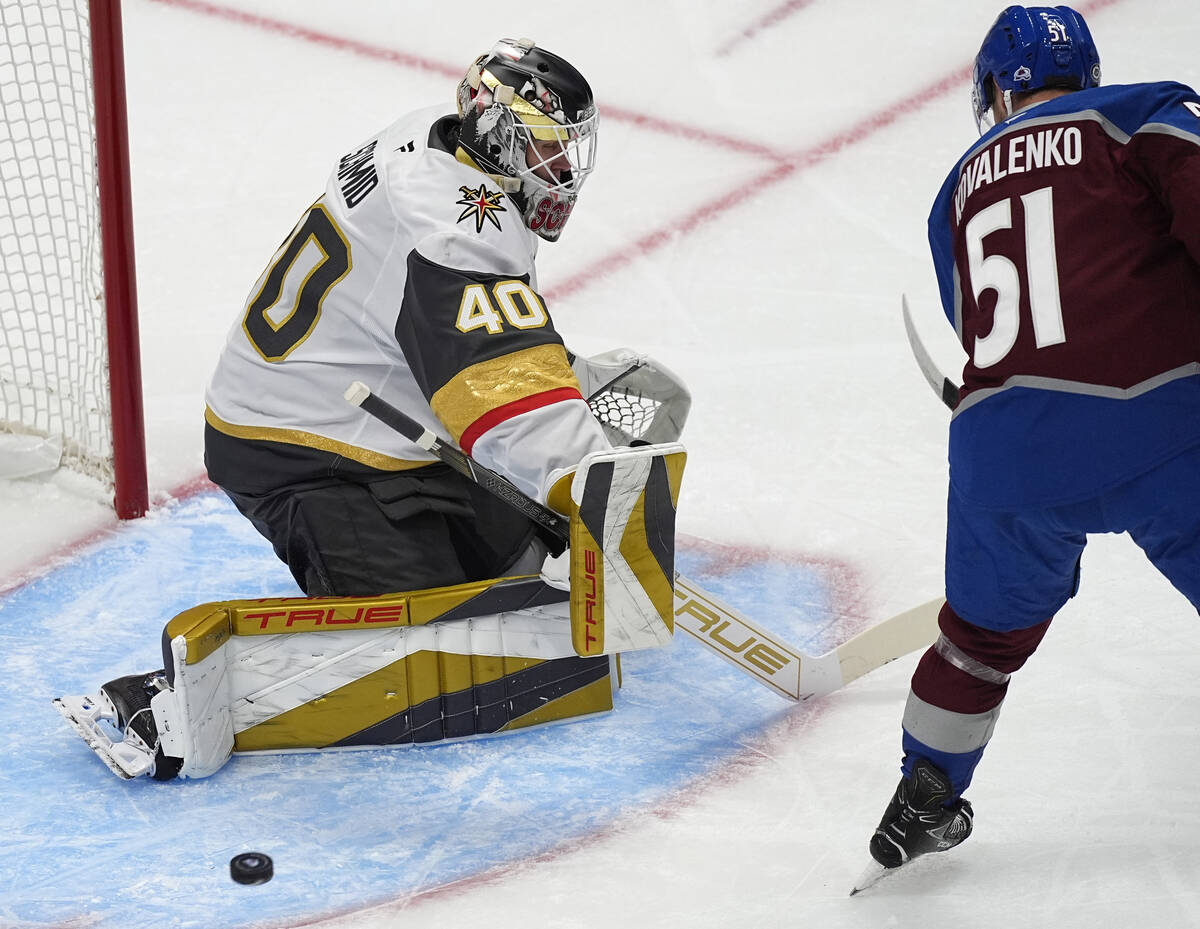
top-left (456, 183), bottom-right (507, 233)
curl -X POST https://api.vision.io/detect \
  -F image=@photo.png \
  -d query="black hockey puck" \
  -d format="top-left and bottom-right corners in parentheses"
top-left (230, 852), bottom-right (274, 885)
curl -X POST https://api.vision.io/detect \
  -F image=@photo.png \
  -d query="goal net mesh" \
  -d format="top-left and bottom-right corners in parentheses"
top-left (0, 0), bottom-right (113, 483)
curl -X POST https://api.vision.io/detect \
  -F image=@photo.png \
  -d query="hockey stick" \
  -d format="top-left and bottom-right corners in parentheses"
top-left (901, 295), bottom-right (960, 411)
top-left (345, 383), bottom-right (568, 538)
top-left (674, 576), bottom-right (942, 701)
top-left (345, 382), bottom-right (942, 701)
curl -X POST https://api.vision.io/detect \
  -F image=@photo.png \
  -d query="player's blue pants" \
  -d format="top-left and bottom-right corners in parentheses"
top-left (901, 442), bottom-right (1200, 797)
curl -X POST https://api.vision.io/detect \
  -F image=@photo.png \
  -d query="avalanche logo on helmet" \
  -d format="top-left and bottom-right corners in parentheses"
top-left (970, 5), bottom-right (1101, 135)
top-left (455, 183), bottom-right (507, 233)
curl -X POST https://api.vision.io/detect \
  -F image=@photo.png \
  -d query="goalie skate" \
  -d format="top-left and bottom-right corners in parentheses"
top-left (53, 672), bottom-right (181, 781)
top-left (54, 692), bottom-right (152, 779)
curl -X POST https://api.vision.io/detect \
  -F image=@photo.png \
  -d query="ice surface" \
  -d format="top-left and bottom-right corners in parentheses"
top-left (3, 1), bottom-right (1200, 926)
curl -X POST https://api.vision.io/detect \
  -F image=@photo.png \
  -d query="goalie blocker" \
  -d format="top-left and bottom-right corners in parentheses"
top-left (54, 443), bottom-right (686, 780)
top-left (556, 442), bottom-right (687, 656)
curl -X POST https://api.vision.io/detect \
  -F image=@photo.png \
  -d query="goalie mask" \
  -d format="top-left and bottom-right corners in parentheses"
top-left (456, 38), bottom-right (598, 242)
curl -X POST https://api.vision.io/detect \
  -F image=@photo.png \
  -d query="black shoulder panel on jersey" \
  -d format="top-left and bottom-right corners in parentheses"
top-left (397, 249), bottom-right (566, 400)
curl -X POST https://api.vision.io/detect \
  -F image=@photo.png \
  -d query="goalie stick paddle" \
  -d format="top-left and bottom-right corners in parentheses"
top-left (675, 577), bottom-right (943, 702)
top-left (901, 295), bottom-right (960, 411)
top-left (344, 381), bottom-right (942, 701)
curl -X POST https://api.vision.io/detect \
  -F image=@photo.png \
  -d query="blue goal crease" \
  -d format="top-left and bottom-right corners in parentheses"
top-left (0, 490), bottom-right (843, 929)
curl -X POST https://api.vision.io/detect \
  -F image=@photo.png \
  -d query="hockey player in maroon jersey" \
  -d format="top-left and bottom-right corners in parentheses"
top-left (860, 5), bottom-right (1200, 883)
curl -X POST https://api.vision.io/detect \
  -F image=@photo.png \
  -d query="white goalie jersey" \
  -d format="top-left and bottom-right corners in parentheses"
top-left (204, 104), bottom-right (610, 505)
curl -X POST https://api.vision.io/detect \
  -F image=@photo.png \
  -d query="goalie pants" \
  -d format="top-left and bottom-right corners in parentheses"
top-left (215, 463), bottom-right (549, 598)
top-left (902, 442), bottom-right (1200, 797)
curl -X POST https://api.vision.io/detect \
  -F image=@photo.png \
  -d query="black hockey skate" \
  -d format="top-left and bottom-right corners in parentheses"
top-left (869, 759), bottom-right (973, 869)
top-left (54, 670), bottom-right (182, 780)
top-left (851, 759), bottom-right (973, 894)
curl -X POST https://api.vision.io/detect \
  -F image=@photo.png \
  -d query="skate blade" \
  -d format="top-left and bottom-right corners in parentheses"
top-left (849, 860), bottom-right (893, 896)
top-left (53, 695), bottom-right (153, 780)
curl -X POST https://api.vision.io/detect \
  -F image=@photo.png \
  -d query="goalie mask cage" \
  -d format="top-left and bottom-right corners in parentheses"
top-left (0, 0), bottom-right (147, 518)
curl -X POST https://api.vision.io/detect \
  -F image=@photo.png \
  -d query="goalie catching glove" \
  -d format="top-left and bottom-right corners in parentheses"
top-left (571, 348), bottom-right (691, 446)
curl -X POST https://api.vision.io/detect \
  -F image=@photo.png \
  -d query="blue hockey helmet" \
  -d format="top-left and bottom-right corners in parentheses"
top-left (971, 6), bottom-right (1101, 133)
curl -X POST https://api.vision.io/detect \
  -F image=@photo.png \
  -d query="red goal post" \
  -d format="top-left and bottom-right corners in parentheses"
top-left (0, 0), bottom-right (147, 518)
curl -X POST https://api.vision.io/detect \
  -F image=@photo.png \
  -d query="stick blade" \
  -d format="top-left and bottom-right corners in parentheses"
top-left (832, 597), bottom-right (943, 688)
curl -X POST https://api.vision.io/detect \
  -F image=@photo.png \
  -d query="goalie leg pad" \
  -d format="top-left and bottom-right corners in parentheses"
top-left (567, 443), bottom-right (687, 656)
top-left (228, 624), bottom-right (613, 752)
top-left (56, 577), bottom-right (618, 780)
top-left (156, 605), bottom-right (236, 779)
top-left (143, 576), bottom-right (611, 777)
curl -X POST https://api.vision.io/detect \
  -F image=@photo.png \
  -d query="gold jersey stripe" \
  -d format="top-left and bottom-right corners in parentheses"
top-left (205, 406), bottom-right (431, 472)
top-left (430, 344), bottom-right (580, 443)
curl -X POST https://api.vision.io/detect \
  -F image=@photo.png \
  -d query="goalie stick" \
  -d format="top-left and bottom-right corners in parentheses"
top-left (901, 295), bottom-right (960, 411)
top-left (345, 383), bottom-right (567, 538)
top-left (345, 382), bottom-right (943, 702)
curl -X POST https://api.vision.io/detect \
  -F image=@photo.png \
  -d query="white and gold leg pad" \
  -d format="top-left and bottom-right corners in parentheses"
top-left (150, 576), bottom-right (614, 778)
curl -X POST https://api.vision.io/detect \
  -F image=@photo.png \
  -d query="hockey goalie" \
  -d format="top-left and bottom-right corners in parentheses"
top-left (54, 348), bottom-right (688, 782)
top-left (56, 34), bottom-right (694, 781)
top-left (55, 37), bottom-right (694, 781)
